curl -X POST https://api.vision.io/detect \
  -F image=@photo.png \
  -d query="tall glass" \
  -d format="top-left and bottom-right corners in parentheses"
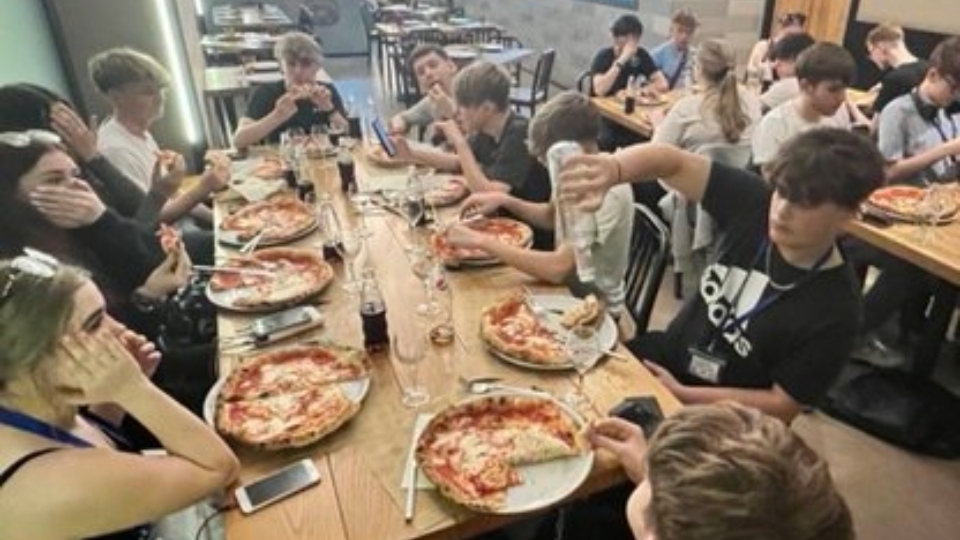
top-left (336, 229), bottom-right (363, 293)
top-left (564, 325), bottom-right (600, 408)
top-left (393, 333), bottom-right (429, 407)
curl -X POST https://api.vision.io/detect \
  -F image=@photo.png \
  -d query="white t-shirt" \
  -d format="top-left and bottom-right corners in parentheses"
top-left (760, 77), bottom-right (800, 111)
top-left (97, 117), bottom-right (158, 192)
top-left (752, 98), bottom-right (851, 165)
top-left (652, 89), bottom-right (762, 152)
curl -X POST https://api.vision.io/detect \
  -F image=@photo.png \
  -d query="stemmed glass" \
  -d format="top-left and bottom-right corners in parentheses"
top-left (347, 182), bottom-right (373, 238)
top-left (563, 325), bottom-right (600, 408)
top-left (393, 333), bottom-right (429, 407)
top-left (917, 184), bottom-right (950, 245)
top-left (410, 250), bottom-right (441, 316)
top-left (402, 188), bottom-right (426, 250)
top-left (335, 229), bottom-right (363, 293)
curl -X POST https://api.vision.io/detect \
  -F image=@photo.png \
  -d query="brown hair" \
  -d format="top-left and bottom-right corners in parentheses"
top-left (453, 61), bottom-right (510, 111)
top-left (929, 36), bottom-right (960, 82)
top-left (0, 259), bottom-right (85, 391)
top-left (795, 42), bottom-right (856, 86)
top-left (408, 43), bottom-right (450, 69)
top-left (866, 23), bottom-right (904, 46)
top-left (644, 403), bottom-right (854, 540)
top-left (764, 128), bottom-right (884, 210)
top-left (671, 9), bottom-right (699, 31)
top-left (697, 40), bottom-right (748, 142)
top-left (88, 47), bottom-right (170, 94)
top-left (527, 91), bottom-right (599, 158)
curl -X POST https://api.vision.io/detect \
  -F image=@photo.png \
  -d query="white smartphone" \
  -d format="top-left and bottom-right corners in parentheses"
top-left (234, 458), bottom-right (321, 514)
top-left (250, 306), bottom-right (323, 342)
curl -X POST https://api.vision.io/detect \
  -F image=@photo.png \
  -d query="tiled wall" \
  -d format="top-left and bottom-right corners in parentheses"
top-left (458, 0), bottom-right (765, 87)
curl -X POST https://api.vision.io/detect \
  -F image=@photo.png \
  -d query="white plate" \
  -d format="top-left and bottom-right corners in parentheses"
top-left (487, 294), bottom-right (618, 371)
top-left (205, 267), bottom-right (329, 313)
top-left (248, 60), bottom-right (279, 71)
top-left (418, 390), bottom-right (594, 514)
top-left (203, 375), bottom-right (371, 426)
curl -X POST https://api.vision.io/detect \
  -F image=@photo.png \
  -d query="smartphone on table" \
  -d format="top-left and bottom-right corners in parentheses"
top-left (234, 458), bottom-right (321, 514)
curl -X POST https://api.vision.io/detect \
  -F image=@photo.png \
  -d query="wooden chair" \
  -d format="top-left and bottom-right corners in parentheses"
top-left (624, 204), bottom-right (671, 335)
top-left (508, 48), bottom-right (555, 117)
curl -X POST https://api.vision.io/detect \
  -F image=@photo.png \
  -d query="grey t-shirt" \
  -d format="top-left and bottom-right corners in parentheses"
top-left (878, 92), bottom-right (960, 185)
top-left (399, 96), bottom-right (443, 129)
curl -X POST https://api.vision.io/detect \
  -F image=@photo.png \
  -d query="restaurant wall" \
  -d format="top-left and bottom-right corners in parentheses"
top-left (457, 0), bottom-right (764, 88)
top-left (0, 0), bottom-right (69, 97)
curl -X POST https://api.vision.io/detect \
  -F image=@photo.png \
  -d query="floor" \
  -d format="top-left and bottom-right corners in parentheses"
top-left (324, 55), bottom-right (960, 540)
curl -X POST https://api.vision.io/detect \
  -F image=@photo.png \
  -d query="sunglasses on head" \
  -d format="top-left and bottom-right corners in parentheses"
top-left (0, 248), bottom-right (60, 304)
top-left (0, 129), bottom-right (61, 148)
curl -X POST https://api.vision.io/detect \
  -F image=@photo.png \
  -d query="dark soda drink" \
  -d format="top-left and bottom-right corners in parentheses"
top-left (347, 116), bottom-right (362, 139)
top-left (322, 241), bottom-right (342, 261)
top-left (338, 160), bottom-right (356, 192)
top-left (624, 95), bottom-right (636, 115)
top-left (282, 167), bottom-right (297, 189)
top-left (361, 303), bottom-right (389, 352)
top-left (296, 180), bottom-right (315, 201)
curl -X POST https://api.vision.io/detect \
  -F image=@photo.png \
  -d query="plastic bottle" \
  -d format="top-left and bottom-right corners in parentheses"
top-left (546, 141), bottom-right (597, 283)
top-left (359, 268), bottom-right (389, 353)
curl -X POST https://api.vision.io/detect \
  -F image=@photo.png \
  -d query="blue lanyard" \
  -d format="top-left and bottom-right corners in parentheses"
top-left (0, 405), bottom-right (93, 448)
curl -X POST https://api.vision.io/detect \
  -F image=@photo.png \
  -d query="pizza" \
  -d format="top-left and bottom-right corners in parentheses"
top-left (416, 395), bottom-right (586, 512)
top-left (156, 223), bottom-right (184, 268)
top-left (365, 144), bottom-right (406, 168)
top-left (865, 185), bottom-right (960, 223)
top-left (219, 195), bottom-right (317, 245)
top-left (560, 294), bottom-right (602, 329)
top-left (209, 248), bottom-right (334, 309)
top-left (252, 156), bottom-right (284, 179)
top-left (424, 177), bottom-right (469, 207)
top-left (430, 217), bottom-right (533, 264)
top-left (480, 292), bottom-right (567, 366)
top-left (215, 343), bottom-right (368, 449)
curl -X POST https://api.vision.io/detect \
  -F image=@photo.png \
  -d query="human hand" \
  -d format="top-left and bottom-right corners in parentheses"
top-left (433, 119), bottom-right (466, 147)
top-left (391, 135), bottom-right (415, 162)
top-left (643, 360), bottom-right (685, 397)
top-left (618, 38), bottom-right (639, 63)
top-left (56, 332), bottom-right (150, 405)
top-left (151, 151), bottom-right (186, 198)
top-left (49, 103), bottom-right (99, 162)
top-left (557, 154), bottom-right (619, 212)
top-left (272, 90), bottom-right (300, 122)
top-left (112, 323), bottom-right (162, 378)
top-left (445, 223), bottom-right (488, 251)
top-left (308, 84), bottom-right (335, 112)
top-left (201, 150), bottom-right (232, 192)
top-left (587, 416), bottom-right (648, 483)
top-left (427, 84), bottom-right (456, 119)
top-left (459, 191), bottom-right (503, 218)
top-left (30, 178), bottom-right (106, 228)
top-left (139, 228), bottom-right (192, 299)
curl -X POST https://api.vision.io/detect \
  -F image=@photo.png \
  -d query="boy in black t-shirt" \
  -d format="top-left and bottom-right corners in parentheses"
top-left (865, 24), bottom-right (927, 116)
top-left (560, 129), bottom-right (884, 423)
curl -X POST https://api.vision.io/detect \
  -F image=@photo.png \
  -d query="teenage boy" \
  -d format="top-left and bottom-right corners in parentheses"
top-left (445, 92), bottom-right (633, 318)
top-left (389, 44), bottom-right (457, 135)
top-left (393, 62), bottom-right (545, 202)
top-left (650, 10), bottom-right (699, 90)
top-left (752, 42), bottom-right (868, 165)
top-left (867, 24), bottom-right (927, 114)
top-left (759, 32), bottom-right (816, 111)
top-left (559, 128), bottom-right (885, 424)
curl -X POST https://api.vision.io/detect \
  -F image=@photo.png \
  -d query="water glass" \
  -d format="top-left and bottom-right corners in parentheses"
top-left (336, 230), bottom-right (363, 292)
top-left (564, 325), bottom-right (600, 407)
top-left (392, 333), bottom-right (429, 407)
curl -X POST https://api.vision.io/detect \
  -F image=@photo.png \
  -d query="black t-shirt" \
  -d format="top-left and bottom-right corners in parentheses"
top-left (245, 81), bottom-right (346, 144)
top-left (651, 163), bottom-right (861, 406)
top-left (468, 111), bottom-right (536, 196)
top-left (875, 60), bottom-right (928, 113)
top-left (589, 46), bottom-right (660, 96)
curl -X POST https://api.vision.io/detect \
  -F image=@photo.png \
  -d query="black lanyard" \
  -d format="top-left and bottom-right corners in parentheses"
top-left (0, 405), bottom-right (93, 448)
top-left (706, 240), bottom-right (833, 351)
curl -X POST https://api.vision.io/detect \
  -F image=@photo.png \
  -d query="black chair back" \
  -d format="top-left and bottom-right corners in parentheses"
top-left (462, 26), bottom-right (502, 45)
top-left (392, 45), bottom-right (422, 107)
top-left (624, 203), bottom-right (671, 335)
top-left (532, 49), bottom-right (556, 101)
top-left (575, 70), bottom-right (592, 95)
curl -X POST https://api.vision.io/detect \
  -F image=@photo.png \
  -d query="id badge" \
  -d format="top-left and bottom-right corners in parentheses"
top-left (687, 347), bottom-right (727, 383)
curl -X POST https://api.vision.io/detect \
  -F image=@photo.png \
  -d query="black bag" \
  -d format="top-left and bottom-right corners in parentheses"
top-left (824, 361), bottom-right (960, 458)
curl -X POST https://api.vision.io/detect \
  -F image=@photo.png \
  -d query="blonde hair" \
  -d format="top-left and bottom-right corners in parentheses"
top-left (0, 260), bottom-right (85, 391)
top-left (866, 24), bottom-right (904, 46)
top-left (453, 62), bottom-right (510, 111)
top-left (274, 31), bottom-right (323, 64)
top-left (697, 40), bottom-right (748, 143)
top-left (527, 91), bottom-right (599, 159)
top-left (644, 403), bottom-right (854, 540)
top-left (88, 47), bottom-right (170, 94)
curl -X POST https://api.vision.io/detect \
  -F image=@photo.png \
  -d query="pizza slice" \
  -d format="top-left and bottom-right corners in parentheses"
top-left (480, 292), bottom-right (566, 365)
top-left (220, 344), bottom-right (367, 401)
top-left (560, 294), bottom-right (602, 329)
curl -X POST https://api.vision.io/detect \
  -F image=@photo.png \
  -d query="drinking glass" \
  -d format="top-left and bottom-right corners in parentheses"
top-left (564, 325), bottom-right (600, 407)
top-left (403, 190), bottom-right (425, 247)
top-left (335, 230), bottom-right (363, 292)
top-left (410, 250), bottom-right (440, 316)
top-left (347, 182), bottom-right (373, 238)
top-left (916, 184), bottom-right (949, 245)
top-left (393, 333), bottom-right (429, 407)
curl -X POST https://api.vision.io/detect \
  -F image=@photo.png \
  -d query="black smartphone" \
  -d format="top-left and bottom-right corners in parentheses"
top-left (371, 117), bottom-right (397, 157)
top-left (609, 396), bottom-right (664, 437)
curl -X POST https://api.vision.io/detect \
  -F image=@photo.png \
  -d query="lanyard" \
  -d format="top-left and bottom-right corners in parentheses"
top-left (0, 405), bottom-right (93, 448)
top-left (707, 240), bottom-right (833, 351)
top-left (928, 111), bottom-right (958, 169)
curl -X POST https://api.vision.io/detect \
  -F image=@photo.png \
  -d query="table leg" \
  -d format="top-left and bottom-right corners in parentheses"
top-left (912, 279), bottom-right (958, 377)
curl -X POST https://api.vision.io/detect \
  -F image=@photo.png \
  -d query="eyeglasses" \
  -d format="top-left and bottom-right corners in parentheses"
top-left (0, 129), bottom-right (62, 148)
top-left (0, 248), bottom-right (59, 304)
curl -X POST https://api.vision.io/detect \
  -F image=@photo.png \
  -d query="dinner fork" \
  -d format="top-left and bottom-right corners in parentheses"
top-left (239, 229), bottom-right (266, 254)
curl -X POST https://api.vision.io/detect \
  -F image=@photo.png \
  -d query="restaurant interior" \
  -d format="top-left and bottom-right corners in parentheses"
top-left (1, 0), bottom-right (960, 539)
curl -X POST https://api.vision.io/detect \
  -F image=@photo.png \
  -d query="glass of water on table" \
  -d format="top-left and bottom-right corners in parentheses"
top-left (563, 325), bottom-right (600, 408)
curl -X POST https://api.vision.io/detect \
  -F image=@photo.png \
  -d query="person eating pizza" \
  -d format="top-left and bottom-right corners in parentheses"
top-left (558, 128), bottom-right (884, 424)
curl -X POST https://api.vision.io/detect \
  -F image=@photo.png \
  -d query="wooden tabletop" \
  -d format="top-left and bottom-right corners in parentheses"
top-left (845, 216), bottom-right (960, 286)
top-left (216, 149), bottom-right (681, 539)
top-left (591, 95), bottom-right (673, 139)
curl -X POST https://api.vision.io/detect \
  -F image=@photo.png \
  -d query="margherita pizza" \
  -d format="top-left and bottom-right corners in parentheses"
top-left (209, 248), bottom-right (333, 309)
top-left (216, 343), bottom-right (368, 449)
top-left (480, 292), bottom-right (566, 366)
top-left (252, 156), bottom-right (284, 179)
top-left (431, 217), bottom-right (533, 264)
top-left (865, 185), bottom-right (959, 223)
top-left (416, 395), bottom-right (586, 512)
top-left (219, 195), bottom-right (317, 246)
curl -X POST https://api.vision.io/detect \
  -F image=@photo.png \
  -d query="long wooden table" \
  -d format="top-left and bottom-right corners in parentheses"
top-left (845, 216), bottom-right (960, 375)
top-left (217, 150), bottom-right (681, 539)
top-left (591, 95), bottom-right (673, 139)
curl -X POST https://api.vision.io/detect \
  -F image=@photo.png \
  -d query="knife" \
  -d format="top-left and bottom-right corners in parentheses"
top-left (193, 265), bottom-right (274, 277)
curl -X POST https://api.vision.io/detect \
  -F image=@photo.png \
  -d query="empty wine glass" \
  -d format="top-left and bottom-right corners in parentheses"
top-left (403, 190), bottom-right (425, 249)
top-left (347, 182), bottom-right (373, 238)
top-left (336, 229), bottom-right (363, 293)
top-left (410, 250), bottom-right (440, 316)
top-left (564, 325), bottom-right (600, 408)
top-left (392, 333), bottom-right (429, 407)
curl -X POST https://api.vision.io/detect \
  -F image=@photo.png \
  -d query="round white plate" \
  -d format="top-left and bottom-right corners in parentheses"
top-left (248, 60), bottom-right (279, 71)
top-left (487, 294), bottom-right (618, 371)
top-left (203, 375), bottom-right (371, 426)
top-left (205, 271), bottom-right (329, 313)
top-left (217, 218), bottom-right (318, 249)
top-left (420, 390), bottom-right (594, 514)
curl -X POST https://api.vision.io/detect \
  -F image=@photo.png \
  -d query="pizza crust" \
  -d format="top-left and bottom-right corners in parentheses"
top-left (431, 218), bottom-right (533, 264)
top-left (480, 292), bottom-right (567, 366)
top-left (560, 294), bottom-right (602, 329)
top-left (211, 248), bottom-right (334, 309)
top-left (219, 196), bottom-right (317, 244)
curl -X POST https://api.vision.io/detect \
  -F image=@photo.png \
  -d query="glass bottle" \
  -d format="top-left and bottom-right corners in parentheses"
top-left (359, 268), bottom-right (389, 353)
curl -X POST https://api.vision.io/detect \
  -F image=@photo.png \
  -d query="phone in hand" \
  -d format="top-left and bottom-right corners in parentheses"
top-left (371, 118), bottom-right (397, 157)
top-left (609, 396), bottom-right (664, 437)
top-left (234, 458), bottom-right (321, 514)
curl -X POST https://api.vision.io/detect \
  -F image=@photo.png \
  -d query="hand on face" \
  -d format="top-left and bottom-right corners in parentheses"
top-left (273, 90), bottom-right (300, 122)
top-left (618, 37), bottom-right (640, 62)
top-left (557, 154), bottom-right (619, 212)
top-left (587, 416), bottom-right (647, 483)
top-left (110, 322), bottom-right (162, 378)
top-left (30, 177), bottom-right (106, 228)
top-left (427, 84), bottom-right (456, 120)
top-left (49, 103), bottom-right (99, 162)
top-left (56, 332), bottom-right (149, 406)
top-left (307, 84), bottom-right (335, 112)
